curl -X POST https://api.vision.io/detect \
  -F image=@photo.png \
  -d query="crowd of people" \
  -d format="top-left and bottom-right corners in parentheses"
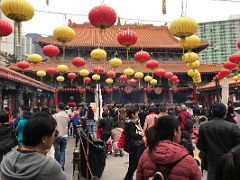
top-left (0, 101), bottom-right (240, 180)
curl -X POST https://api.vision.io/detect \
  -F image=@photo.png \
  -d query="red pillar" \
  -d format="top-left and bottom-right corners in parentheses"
top-left (53, 92), bottom-right (59, 107)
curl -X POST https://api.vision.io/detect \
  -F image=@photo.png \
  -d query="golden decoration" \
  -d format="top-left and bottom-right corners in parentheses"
top-left (28, 54), bottom-right (42, 64)
top-left (90, 48), bottom-right (107, 61)
top-left (109, 58), bottom-right (122, 68)
top-left (79, 69), bottom-right (89, 77)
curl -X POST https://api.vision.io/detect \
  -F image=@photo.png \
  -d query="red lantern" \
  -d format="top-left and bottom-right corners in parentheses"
top-left (175, 79), bottom-right (180, 84)
top-left (107, 71), bottom-right (115, 78)
top-left (164, 72), bottom-right (174, 79)
top-left (79, 88), bottom-right (86, 94)
top-left (104, 87), bottom-right (113, 93)
top-left (134, 51), bottom-right (150, 63)
top-left (117, 29), bottom-right (138, 47)
top-left (154, 68), bottom-right (166, 77)
top-left (172, 87), bottom-right (178, 92)
top-left (93, 67), bottom-right (104, 74)
top-left (68, 72), bottom-right (77, 80)
top-left (146, 59), bottom-right (159, 69)
top-left (83, 77), bottom-right (91, 83)
top-left (0, 19), bottom-right (13, 37)
top-left (72, 57), bottom-right (86, 68)
top-left (223, 61), bottom-right (237, 70)
top-left (119, 75), bottom-right (128, 81)
top-left (16, 61), bottom-right (30, 70)
top-left (170, 75), bottom-right (178, 82)
top-left (219, 68), bottom-right (230, 76)
top-left (145, 87), bottom-right (153, 93)
top-left (88, 5), bottom-right (117, 29)
top-left (229, 53), bottom-right (240, 64)
top-left (47, 67), bottom-right (57, 75)
top-left (42, 44), bottom-right (60, 57)
top-left (128, 78), bottom-right (138, 85)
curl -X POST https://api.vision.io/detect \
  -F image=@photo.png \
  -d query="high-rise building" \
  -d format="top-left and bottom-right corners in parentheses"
top-left (197, 18), bottom-right (240, 64)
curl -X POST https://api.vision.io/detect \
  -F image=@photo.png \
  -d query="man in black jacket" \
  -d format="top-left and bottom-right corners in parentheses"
top-left (197, 102), bottom-right (240, 180)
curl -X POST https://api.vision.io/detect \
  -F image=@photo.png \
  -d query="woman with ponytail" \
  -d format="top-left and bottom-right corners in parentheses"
top-left (215, 145), bottom-right (240, 180)
top-left (136, 115), bottom-right (201, 180)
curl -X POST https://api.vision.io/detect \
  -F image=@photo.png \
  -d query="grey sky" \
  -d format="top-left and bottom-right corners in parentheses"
top-left (20, 0), bottom-right (240, 35)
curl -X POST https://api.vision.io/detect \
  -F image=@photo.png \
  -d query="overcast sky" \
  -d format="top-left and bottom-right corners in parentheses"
top-left (20, 0), bottom-right (240, 36)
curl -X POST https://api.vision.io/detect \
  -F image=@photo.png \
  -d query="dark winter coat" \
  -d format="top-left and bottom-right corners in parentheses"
top-left (136, 140), bottom-right (201, 180)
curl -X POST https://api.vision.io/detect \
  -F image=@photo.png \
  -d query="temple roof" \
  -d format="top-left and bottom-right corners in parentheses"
top-left (197, 78), bottom-right (239, 91)
top-left (9, 60), bottom-right (222, 74)
top-left (0, 66), bottom-right (57, 92)
top-left (37, 22), bottom-right (208, 50)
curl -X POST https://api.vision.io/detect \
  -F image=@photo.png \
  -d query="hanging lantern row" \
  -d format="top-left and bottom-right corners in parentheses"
top-left (60, 88), bottom-right (86, 93)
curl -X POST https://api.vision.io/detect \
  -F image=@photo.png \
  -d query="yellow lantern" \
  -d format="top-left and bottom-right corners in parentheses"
top-left (124, 68), bottom-right (135, 76)
top-left (179, 35), bottom-right (201, 50)
top-left (238, 74), bottom-right (240, 78)
top-left (169, 17), bottom-right (198, 39)
top-left (28, 54), bottom-right (43, 64)
top-left (92, 74), bottom-right (100, 81)
top-left (57, 65), bottom-right (69, 73)
top-left (105, 78), bottom-right (113, 85)
top-left (232, 76), bottom-right (239, 81)
top-left (134, 72), bottom-right (144, 79)
top-left (109, 58), bottom-right (122, 68)
top-left (187, 60), bottom-right (201, 69)
top-left (36, 70), bottom-right (46, 77)
top-left (90, 48), bottom-right (107, 61)
top-left (53, 25), bottom-right (75, 43)
top-left (182, 52), bottom-right (199, 63)
top-left (79, 69), bottom-right (89, 77)
top-left (1, 0), bottom-right (34, 44)
top-left (144, 75), bottom-right (153, 82)
top-left (187, 69), bottom-right (196, 77)
top-left (150, 79), bottom-right (158, 86)
top-left (56, 76), bottom-right (64, 82)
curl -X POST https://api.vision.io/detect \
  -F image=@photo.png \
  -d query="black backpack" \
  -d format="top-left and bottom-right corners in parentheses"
top-left (149, 154), bottom-right (189, 180)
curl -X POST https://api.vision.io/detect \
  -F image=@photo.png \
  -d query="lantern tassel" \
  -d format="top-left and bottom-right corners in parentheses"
top-left (162, 0), bottom-right (166, 15)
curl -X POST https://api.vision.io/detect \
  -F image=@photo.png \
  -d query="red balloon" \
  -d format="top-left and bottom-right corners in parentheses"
top-left (83, 77), bottom-right (91, 83)
top-left (154, 68), bottom-right (166, 77)
top-left (117, 29), bottom-right (138, 47)
top-left (229, 53), bottom-right (240, 64)
top-left (119, 75), bottom-right (128, 81)
top-left (68, 72), bottom-right (77, 79)
top-left (72, 57), bottom-right (86, 68)
top-left (88, 5), bottom-right (117, 29)
top-left (107, 71), bottom-right (115, 78)
top-left (128, 78), bottom-right (138, 85)
top-left (93, 67), bottom-right (104, 74)
top-left (219, 68), bottom-right (231, 76)
top-left (0, 19), bottom-right (13, 37)
top-left (146, 59), bottom-right (159, 69)
top-left (16, 61), bottom-right (30, 70)
top-left (42, 45), bottom-right (60, 57)
top-left (47, 67), bottom-right (57, 75)
top-left (164, 72), bottom-right (174, 79)
top-left (134, 51), bottom-right (150, 63)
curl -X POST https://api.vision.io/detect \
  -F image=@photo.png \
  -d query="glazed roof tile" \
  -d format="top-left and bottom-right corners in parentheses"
top-left (37, 22), bottom-right (208, 49)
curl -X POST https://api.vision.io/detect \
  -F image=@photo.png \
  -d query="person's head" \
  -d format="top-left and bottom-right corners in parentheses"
top-left (23, 112), bottom-right (57, 154)
top-left (212, 102), bottom-right (226, 118)
top-left (0, 111), bottom-right (9, 123)
top-left (147, 115), bottom-right (181, 150)
top-left (56, 103), bottom-right (66, 112)
top-left (215, 145), bottom-right (240, 180)
top-left (159, 105), bottom-right (168, 113)
top-left (102, 112), bottom-right (109, 118)
top-left (200, 116), bottom-right (207, 123)
top-left (181, 104), bottom-right (187, 111)
top-left (149, 106), bottom-right (158, 114)
top-left (74, 110), bottom-right (79, 116)
top-left (22, 110), bottom-right (32, 120)
top-left (127, 107), bottom-right (139, 120)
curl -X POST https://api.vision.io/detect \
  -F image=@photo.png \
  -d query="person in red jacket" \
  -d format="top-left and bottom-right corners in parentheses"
top-left (136, 115), bottom-right (201, 180)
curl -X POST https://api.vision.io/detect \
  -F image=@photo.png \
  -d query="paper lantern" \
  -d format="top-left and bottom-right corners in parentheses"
top-left (107, 71), bottom-right (116, 78)
top-left (109, 58), bottom-right (122, 68)
top-left (90, 48), bottom-right (107, 61)
top-left (36, 70), bottom-right (46, 77)
top-left (144, 76), bottom-right (153, 82)
top-left (56, 76), bottom-right (64, 82)
top-left (42, 44), bottom-right (60, 58)
top-left (28, 54), bottom-right (42, 64)
top-left (119, 75), bottom-right (128, 81)
top-left (16, 61), bottom-right (30, 70)
top-left (93, 67), bottom-right (104, 74)
top-left (92, 74), bottom-right (100, 81)
top-left (182, 52), bottom-right (198, 63)
top-left (79, 69), bottom-right (89, 77)
top-left (229, 53), bottom-right (240, 64)
top-left (117, 29), bottom-right (138, 47)
top-left (187, 69), bottom-right (199, 77)
top-left (179, 35), bottom-right (201, 50)
top-left (169, 17), bottom-right (198, 39)
top-left (47, 67), bottom-right (57, 75)
top-left (145, 87), bottom-right (153, 93)
top-left (187, 60), bottom-right (200, 69)
top-left (223, 61), bottom-right (237, 70)
top-left (134, 51), bottom-right (150, 63)
top-left (164, 72), bottom-right (173, 79)
top-left (0, 19), bottom-right (13, 37)
top-left (232, 76), bottom-right (239, 81)
top-left (68, 72), bottom-right (77, 79)
top-left (134, 72), bottom-right (144, 79)
top-left (219, 69), bottom-right (231, 76)
top-left (72, 57), bottom-right (86, 68)
top-left (154, 68), bottom-right (166, 77)
top-left (105, 78), bottom-right (113, 84)
top-left (83, 77), bottom-right (91, 83)
top-left (128, 79), bottom-right (138, 85)
top-left (53, 25), bottom-right (75, 43)
top-left (88, 5), bottom-right (117, 29)
top-left (146, 59), bottom-right (159, 70)
top-left (124, 68), bottom-right (135, 76)
top-left (150, 79), bottom-right (157, 86)
top-left (57, 65), bottom-right (69, 73)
